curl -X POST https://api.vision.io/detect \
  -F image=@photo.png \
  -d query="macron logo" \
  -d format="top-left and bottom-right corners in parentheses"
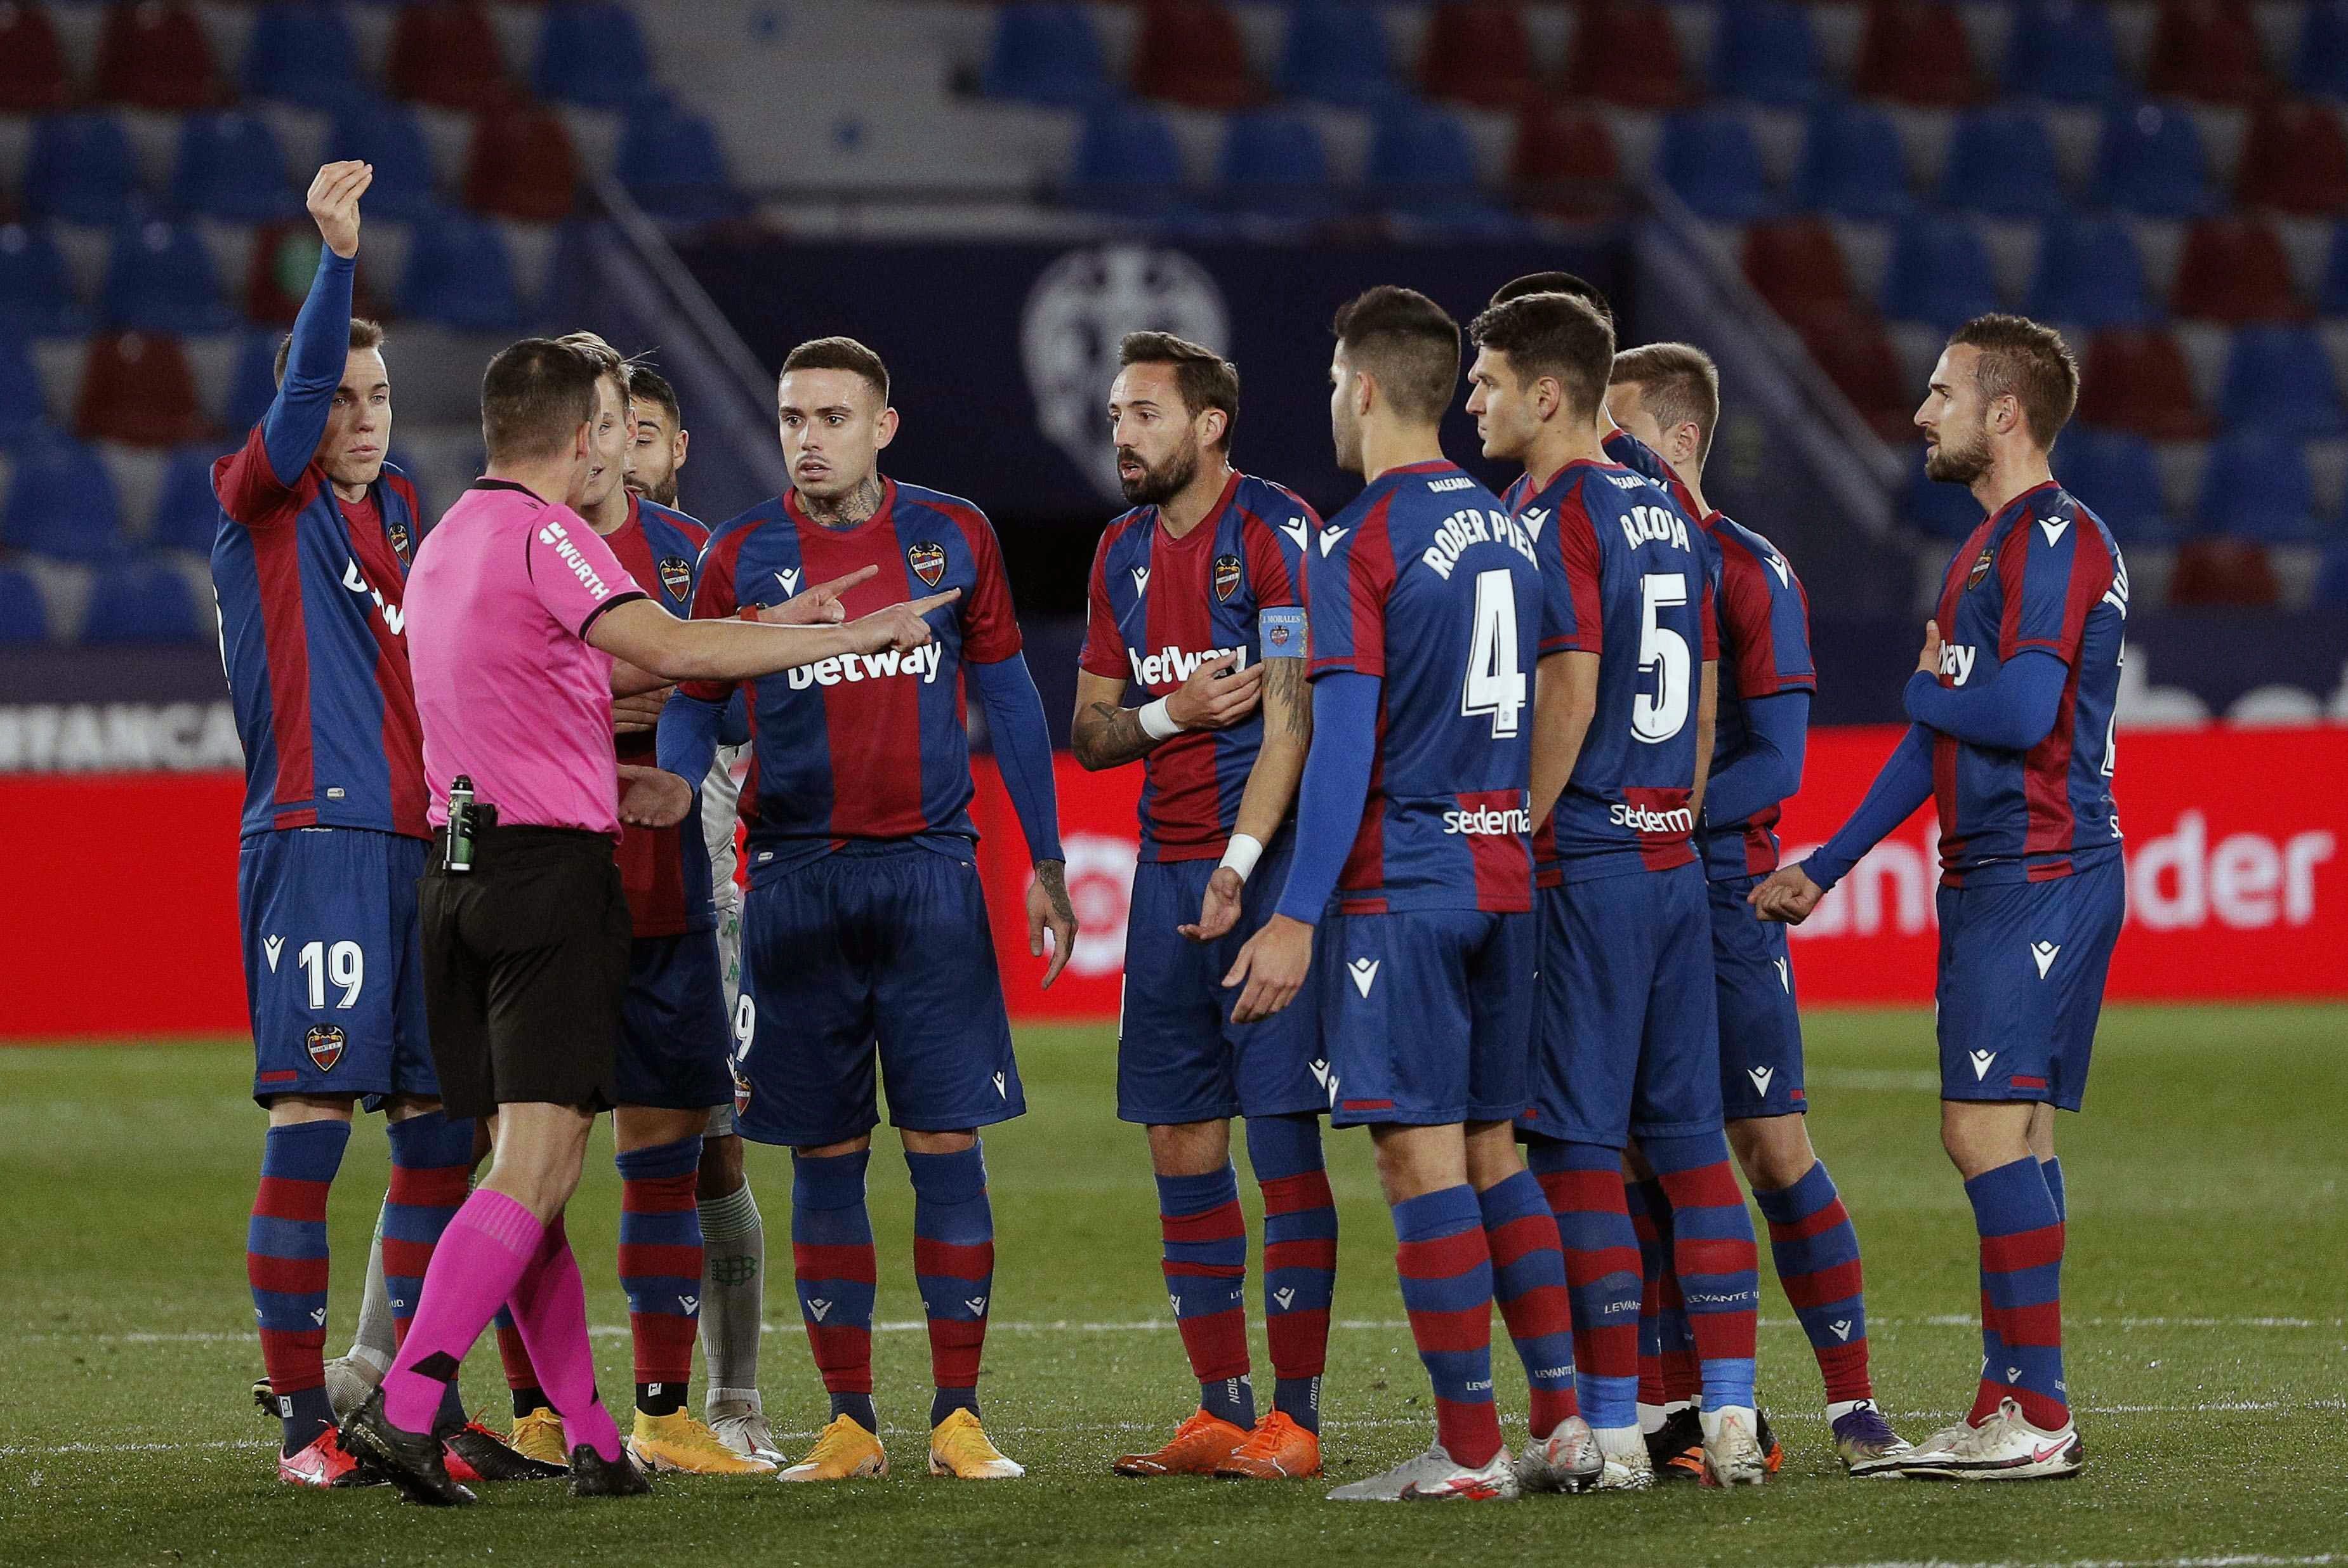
top-left (1520, 506), bottom-right (1550, 539)
top-left (1131, 566), bottom-right (1150, 595)
top-left (1830, 1319), bottom-right (1854, 1341)
top-left (1772, 956), bottom-right (1790, 993)
top-left (1767, 552), bottom-right (1791, 588)
top-left (1318, 525), bottom-right (1350, 557)
top-left (1348, 957), bottom-right (1380, 998)
top-left (1308, 1058), bottom-right (1331, 1090)
top-left (263, 935), bottom-right (284, 972)
top-left (1280, 517), bottom-right (1310, 555)
top-left (2038, 517), bottom-right (2071, 548)
top-left (775, 568), bottom-right (801, 597)
top-left (1748, 1065), bottom-right (1775, 1098)
top-left (1970, 1049), bottom-right (1997, 1081)
top-left (2031, 940), bottom-right (2061, 979)
top-left (808, 1299), bottom-right (832, 1321)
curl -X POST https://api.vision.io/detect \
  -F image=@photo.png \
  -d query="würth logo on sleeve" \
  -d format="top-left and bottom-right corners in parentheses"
top-left (907, 540), bottom-right (946, 587)
top-left (658, 556), bottom-right (692, 598)
top-left (304, 1024), bottom-right (346, 1072)
top-left (1213, 553), bottom-right (1243, 601)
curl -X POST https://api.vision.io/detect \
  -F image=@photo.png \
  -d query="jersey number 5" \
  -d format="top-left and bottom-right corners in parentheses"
top-left (1633, 572), bottom-right (1691, 744)
top-left (1461, 569), bottom-right (1527, 739)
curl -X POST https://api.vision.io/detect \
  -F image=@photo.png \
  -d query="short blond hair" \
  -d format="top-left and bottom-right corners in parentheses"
top-left (1611, 342), bottom-right (1721, 465)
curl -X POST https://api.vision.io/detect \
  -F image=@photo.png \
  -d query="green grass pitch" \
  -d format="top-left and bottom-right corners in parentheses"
top-left (2, 1005), bottom-right (2342, 1566)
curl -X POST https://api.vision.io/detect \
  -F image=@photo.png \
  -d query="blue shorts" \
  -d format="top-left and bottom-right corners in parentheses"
top-left (1118, 841), bottom-right (1328, 1126)
top-left (1936, 856), bottom-right (2125, 1112)
top-left (734, 842), bottom-right (1024, 1147)
top-left (1523, 862), bottom-right (1721, 1149)
top-left (1320, 907), bottom-right (1533, 1130)
top-left (1710, 873), bottom-right (1806, 1121)
top-left (616, 931), bottom-right (735, 1111)
top-left (238, 827), bottom-right (436, 1105)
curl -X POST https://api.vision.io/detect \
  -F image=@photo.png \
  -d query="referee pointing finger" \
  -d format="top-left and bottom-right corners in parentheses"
top-left (340, 338), bottom-right (956, 1506)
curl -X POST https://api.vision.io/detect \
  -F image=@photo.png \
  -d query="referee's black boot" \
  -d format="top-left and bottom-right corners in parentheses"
top-left (341, 1388), bottom-right (478, 1506)
top-left (571, 1443), bottom-right (654, 1498)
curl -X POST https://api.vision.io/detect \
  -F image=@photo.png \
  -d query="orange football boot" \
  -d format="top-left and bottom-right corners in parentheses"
top-left (1111, 1409), bottom-right (1248, 1477)
top-left (1213, 1411), bottom-right (1322, 1479)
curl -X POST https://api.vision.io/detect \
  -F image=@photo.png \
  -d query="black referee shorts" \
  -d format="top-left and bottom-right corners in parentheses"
top-left (419, 823), bottom-right (629, 1121)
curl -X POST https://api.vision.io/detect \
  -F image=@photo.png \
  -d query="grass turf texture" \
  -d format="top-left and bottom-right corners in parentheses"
top-left (1, 1005), bottom-right (2342, 1567)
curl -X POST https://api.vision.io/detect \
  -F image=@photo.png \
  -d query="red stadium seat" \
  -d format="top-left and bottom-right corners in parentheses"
top-left (463, 104), bottom-right (577, 222)
top-left (1741, 216), bottom-right (1854, 318)
top-left (2236, 101), bottom-right (2348, 216)
top-left (2075, 327), bottom-right (2213, 440)
top-left (388, 1), bottom-right (515, 112)
top-left (2144, 0), bottom-right (2270, 106)
top-left (2172, 216), bottom-right (2306, 323)
top-left (0, 3), bottom-right (74, 114)
top-left (1421, 1), bottom-right (1537, 109)
top-left (1852, 0), bottom-right (1981, 107)
top-left (242, 220), bottom-right (386, 327)
top-left (2168, 537), bottom-right (2279, 606)
top-left (74, 330), bottom-right (213, 448)
top-left (1565, 1), bottom-right (1691, 110)
top-left (95, 0), bottom-right (226, 110)
top-left (1129, 0), bottom-right (1259, 109)
top-left (1786, 300), bottom-right (1915, 442)
top-left (1510, 102), bottom-right (1621, 217)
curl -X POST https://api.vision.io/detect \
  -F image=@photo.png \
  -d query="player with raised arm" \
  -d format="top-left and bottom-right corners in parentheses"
top-left (657, 338), bottom-right (1075, 1484)
top-left (1607, 345), bottom-right (1912, 1478)
top-left (1753, 315), bottom-right (2124, 1482)
top-left (1070, 333), bottom-right (1335, 1482)
top-left (1225, 287), bottom-right (1592, 1503)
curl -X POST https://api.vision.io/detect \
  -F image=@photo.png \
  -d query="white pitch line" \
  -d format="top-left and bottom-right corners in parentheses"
top-left (1818, 1558), bottom-right (2341, 1568)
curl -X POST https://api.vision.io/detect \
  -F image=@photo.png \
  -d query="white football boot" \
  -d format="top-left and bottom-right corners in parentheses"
top-left (1900, 1397), bottom-right (2083, 1480)
top-left (1326, 1442), bottom-right (1520, 1501)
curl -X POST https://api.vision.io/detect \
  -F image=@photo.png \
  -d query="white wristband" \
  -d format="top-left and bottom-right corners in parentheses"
top-left (1218, 833), bottom-right (1265, 884)
top-left (1138, 696), bottom-right (1185, 741)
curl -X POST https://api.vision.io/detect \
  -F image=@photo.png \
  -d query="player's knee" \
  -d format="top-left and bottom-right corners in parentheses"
top-left (900, 1128), bottom-right (975, 1156)
top-left (1939, 1103), bottom-right (2029, 1179)
top-left (265, 1093), bottom-right (357, 1128)
top-left (1146, 1119), bottom-right (1231, 1176)
top-left (1727, 1115), bottom-right (1815, 1192)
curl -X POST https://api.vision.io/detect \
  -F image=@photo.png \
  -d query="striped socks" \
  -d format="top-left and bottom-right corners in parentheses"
top-left (1529, 1139), bottom-right (1640, 1433)
top-left (383, 1111), bottom-right (475, 1430)
top-left (1965, 1156), bottom-right (2068, 1430)
top-left (909, 1143), bottom-right (995, 1428)
top-left (1391, 1186), bottom-right (1502, 1468)
top-left (1247, 1113), bottom-right (1335, 1433)
top-left (248, 1119), bottom-right (350, 1454)
top-left (617, 1134), bottom-right (704, 1416)
top-left (1477, 1170), bottom-right (1580, 1439)
top-left (790, 1148), bottom-right (878, 1432)
top-left (1753, 1159), bottom-right (1872, 1405)
top-left (1157, 1165), bottom-right (1254, 1428)
top-left (1644, 1133), bottom-right (1760, 1414)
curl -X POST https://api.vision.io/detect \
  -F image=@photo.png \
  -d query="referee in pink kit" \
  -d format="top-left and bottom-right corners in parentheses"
top-left (341, 338), bottom-right (956, 1505)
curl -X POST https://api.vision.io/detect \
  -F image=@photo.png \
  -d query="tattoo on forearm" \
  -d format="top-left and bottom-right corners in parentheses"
top-left (801, 476), bottom-right (884, 529)
top-left (1074, 701), bottom-right (1155, 769)
top-left (1267, 657), bottom-right (1310, 740)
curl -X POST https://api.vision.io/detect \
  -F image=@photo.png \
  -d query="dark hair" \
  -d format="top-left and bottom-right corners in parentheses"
top-left (274, 318), bottom-right (386, 386)
top-left (1948, 313), bottom-right (2078, 448)
top-left (780, 336), bottom-right (889, 405)
top-left (479, 338), bottom-right (604, 464)
top-left (1468, 291), bottom-right (1615, 425)
top-left (1118, 331), bottom-right (1239, 449)
top-left (629, 365), bottom-right (682, 428)
top-left (1610, 341), bottom-right (1722, 464)
top-left (1331, 286), bottom-right (1460, 425)
top-left (1488, 271), bottom-right (1612, 322)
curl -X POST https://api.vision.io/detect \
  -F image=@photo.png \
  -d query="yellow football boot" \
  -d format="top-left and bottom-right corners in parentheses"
top-left (928, 1408), bottom-right (1024, 1479)
top-left (627, 1409), bottom-right (779, 1475)
top-left (506, 1406), bottom-right (569, 1467)
top-left (777, 1414), bottom-right (888, 1482)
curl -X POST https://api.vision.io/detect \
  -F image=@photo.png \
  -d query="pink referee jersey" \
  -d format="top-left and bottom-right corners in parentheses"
top-left (406, 478), bottom-right (650, 838)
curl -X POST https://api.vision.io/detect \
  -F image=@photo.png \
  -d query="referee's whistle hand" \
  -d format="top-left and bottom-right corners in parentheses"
top-left (617, 765), bottom-right (693, 829)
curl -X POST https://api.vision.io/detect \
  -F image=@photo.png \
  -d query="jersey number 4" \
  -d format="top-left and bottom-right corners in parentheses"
top-left (1461, 569), bottom-right (1527, 739)
top-left (1633, 572), bottom-right (1691, 744)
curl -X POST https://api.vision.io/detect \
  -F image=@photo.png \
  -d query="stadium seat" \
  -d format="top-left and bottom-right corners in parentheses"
top-left (74, 330), bottom-right (212, 448)
top-left (2076, 327), bottom-right (2212, 439)
top-left (981, 4), bottom-right (1112, 108)
top-left (1277, 2), bottom-right (1396, 108)
top-left (1421, 1), bottom-right (1536, 109)
top-left (2168, 536), bottom-right (2279, 603)
top-left (2058, 426), bottom-right (2174, 543)
top-left (222, 330), bottom-right (281, 433)
top-left (533, 0), bottom-right (659, 109)
top-left (2172, 216), bottom-right (2305, 322)
top-left (2236, 101), bottom-right (2348, 215)
top-left (1066, 105), bottom-right (1186, 216)
top-left (83, 559), bottom-right (202, 643)
top-left (1712, 1), bottom-right (1824, 109)
top-left (2218, 327), bottom-right (2346, 438)
top-left (1741, 216), bottom-right (1855, 319)
top-left (1217, 110), bottom-right (1336, 218)
top-left (2004, 0), bottom-right (2124, 105)
top-left (463, 105), bottom-right (579, 223)
top-left (1365, 103), bottom-right (1502, 226)
top-left (1793, 100), bottom-right (1914, 220)
top-left (2195, 427), bottom-right (2323, 541)
top-left (398, 211), bottom-right (525, 331)
top-left (0, 334), bottom-right (49, 442)
top-left (1, 434), bottom-right (126, 560)
top-left (1937, 107), bottom-right (2067, 218)
top-left (2322, 223), bottom-right (2348, 313)
top-left (0, 223), bottom-right (90, 338)
top-left (0, 3), bottom-right (72, 114)
top-left (386, 1), bottom-right (515, 112)
top-left (93, 0), bottom-right (223, 110)
top-left (1565, 1), bottom-right (1692, 109)
top-left (619, 103), bottom-right (745, 223)
top-left (1131, 0), bottom-right (1258, 109)
top-left (1787, 301), bottom-right (1913, 441)
top-left (148, 444), bottom-right (223, 554)
top-left (2144, 0), bottom-right (2271, 106)
top-left (242, 220), bottom-right (386, 327)
top-left (240, 1), bottom-right (362, 109)
top-left (1658, 109), bottom-right (1774, 221)
top-left (0, 564), bottom-right (49, 644)
top-left (2092, 100), bottom-right (2213, 218)
top-left (2299, 1), bottom-right (2348, 98)
top-left (1904, 447), bottom-right (1988, 538)
top-left (2313, 541), bottom-right (2348, 604)
top-left (100, 221), bottom-right (234, 335)
top-left (1882, 211), bottom-right (2001, 331)
top-left (2028, 213), bottom-right (2158, 328)
top-left (171, 112), bottom-right (299, 223)
top-left (1510, 102), bottom-right (1622, 219)
top-left (323, 100), bottom-right (440, 223)
top-left (1852, 0), bottom-right (1980, 107)
top-left (25, 112), bottom-right (143, 226)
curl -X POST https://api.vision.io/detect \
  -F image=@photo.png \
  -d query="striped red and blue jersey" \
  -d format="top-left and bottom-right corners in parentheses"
top-left (1308, 459), bottom-right (1541, 916)
top-left (682, 478), bottom-right (1023, 879)
top-left (1524, 460), bottom-right (1719, 885)
top-left (209, 423), bottom-right (429, 841)
top-left (604, 492), bottom-right (716, 938)
top-left (1502, 425), bottom-right (1700, 521)
top-left (1078, 471), bottom-right (1314, 860)
top-left (1696, 509), bottom-right (1816, 880)
top-left (1928, 480), bottom-right (2125, 886)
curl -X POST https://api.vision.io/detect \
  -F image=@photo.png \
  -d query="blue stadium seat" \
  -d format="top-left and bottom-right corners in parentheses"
top-left (2322, 222), bottom-right (2348, 314)
top-left (1366, 103), bottom-right (1509, 230)
top-left (1937, 107), bottom-right (2067, 218)
top-left (619, 102), bottom-right (746, 222)
top-left (1065, 105), bottom-right (1186, 215)
top-left (100, 221), bottom-right (235, 335)
top-left (240, 1), bottom-right (362, 109)
top-left (397, 211), bottom-right (525, 331)
top-left (0, 223), bottom-right (89, 338)
top-left (2314, 542), bottom-right (2348, 603)
top-left (2028, 213), bottom-right (2158, 328)
top-left (0, 564), bottom-right (49, 645)
top-left (2059, 426), bottom-right (2173, 544)
top-left (1276, 2), bottom-right (1396, 108)
top-left (981, 4), bottom-right (1112, 108)
top-left (1793, 100), bottom-right (1913, 220)
top-left (1883, 212), bottom-right (2000, 330)
top-left (2195, 427), bottom-right (2323, 541)
top-left (1, 435), bottom-right (126, 560)
top-left (0, 334), bottom-right (49, 443)
top-left (1713, 1), bottom-right (1823, 109)
top-left (1905, 450), bottom-right (1985, 539)
top-left (2092, 100), bottom-right (2213, 218)
top-left (1659, 109), bottom-right (1774, 221)
top-left (172, 112), bottom-right (300, 223)
top-left (2005, 1), bottom-right (2125, 105)
top-left (2297, 1), bottom-right (2348, 98)
top-left (83, 560), bottom-right (202, 643)
top-left (324, 100), bottom-right (440, 222)
top-left (149, 445), bottom-right (223, 555)
top-left (533, 0), bottom-right (660, 108)
top-left (2219, 326), bottom-right (2347, 438)
top-left (1217, 110), bottom-right (1336, 217)
top-left (223, 331), bottom-right (281, 434)
top-left (25, 112), bottom-right (143, 225)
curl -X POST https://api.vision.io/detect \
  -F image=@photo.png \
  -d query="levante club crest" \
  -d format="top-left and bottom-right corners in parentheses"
top-left (1967, 544), bottom-right (1995, 591)
top-left (387, 518), bottom-right (412, 562)
top-left (1213, 553), bottom-right (1243, 602)
top-left (305, 1024), bottom-right (346, 1072)
top-left (907, 540), bottom-right (946, 587)
top-left (659, 556), bottom-right (693, 598)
